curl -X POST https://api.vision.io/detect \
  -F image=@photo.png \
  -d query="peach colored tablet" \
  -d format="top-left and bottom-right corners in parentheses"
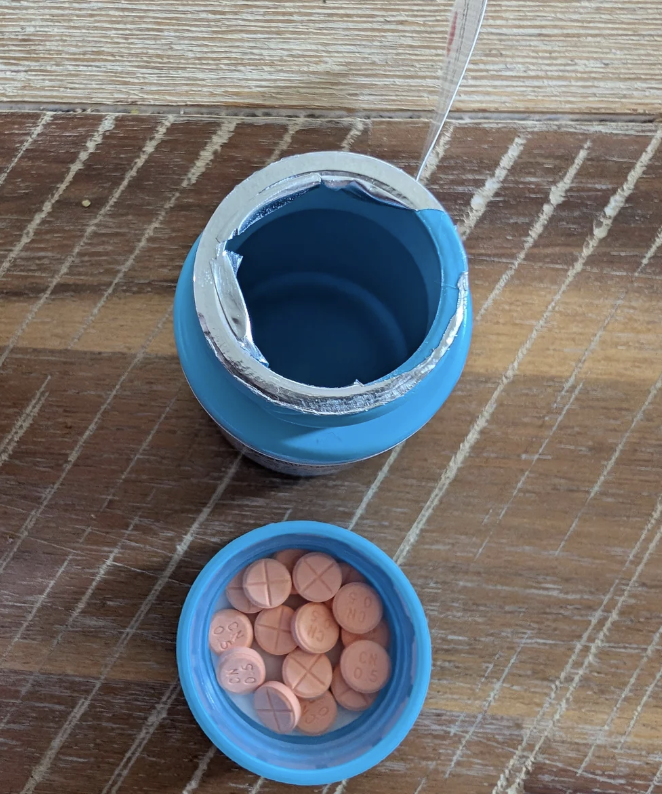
top-left (243, 558), bottom-right (292, 609)
top-left (331, 666), bottom-right (376, 712)
top-left (208, 609), bottom-right (254, 655)
top-left (340, 639), bottom-right (391, 694)
top-left (339, 562), bottom-right (366, 585)
top-left (341, 619), bottom-right (390, 649)
top-left (292, 553), bottom-right (342, 603)
top-left (298, 690), bottom-right (338, 735)
top-left (291, 603), bottom-right (339, 654)
top-left (333, 582), bottom-right (383, 634)
top-left (254, 605), bottom-right (297, 656)
top-left (274, 548), bottom-right (306, 571)
top-left (254, 681), bottom-right (301, 734)
top-left (282, 649), bottom-right (332, 699)
top-left (225, 570), bottom-right (262, 614)
top-left (216, 646), bottom-right (266, 694)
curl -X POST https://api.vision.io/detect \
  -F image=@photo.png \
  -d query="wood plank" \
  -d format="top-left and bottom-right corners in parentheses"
top-left (2, 111), bottom-right (662, 794)
top-left (0, 1), bottom-right (661, 114)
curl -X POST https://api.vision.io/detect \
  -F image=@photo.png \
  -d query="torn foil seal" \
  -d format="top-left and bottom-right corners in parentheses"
top-left (193, 151), bottom-right (468, 417)
top-left (209, 245), bottom-right (268, 366)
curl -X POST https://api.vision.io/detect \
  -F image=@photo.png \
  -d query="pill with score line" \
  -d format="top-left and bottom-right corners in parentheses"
top-left (243, 558), bottom-right (292, 609)
top-left (282, 648), bottom-right (332, 699)
top-left (254, 605), bottom-right (297, 655)
top-left (292, 552), bottom-right (342, 602)
top-left (254, 681), bottom-right (301, 733)
top-left (274, 549), bottom-right (306, 593)
top-left (333, 582), bottom-right (383, 634)
top-left (225, 570), bottom-right (262, 614)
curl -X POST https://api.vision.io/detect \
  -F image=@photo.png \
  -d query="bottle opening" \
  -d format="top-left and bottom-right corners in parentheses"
top-left (228, 184), bottom-right (442, 389)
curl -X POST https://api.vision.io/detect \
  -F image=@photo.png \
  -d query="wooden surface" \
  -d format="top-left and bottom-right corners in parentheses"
top-left (1, 1), bottom-right (662, 114)
top-left (2, 110), bottom-right (662, 794)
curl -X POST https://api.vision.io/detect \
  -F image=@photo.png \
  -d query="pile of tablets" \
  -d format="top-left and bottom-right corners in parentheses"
top-left (208, 550), bottom-right (391, 735)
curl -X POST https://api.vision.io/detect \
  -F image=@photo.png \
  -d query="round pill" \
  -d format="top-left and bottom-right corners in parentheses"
top-left (282, 649), bottom-right (333, 699)
top-left (339, 562), bottom-right (366, 584)
top-left (291, 602), bottom-right (339, 654)
top-left (298, 690), bottom-right (338, 735)
top-left (331, 665), bottom-right (377, 712)
top-left (226, 570), bottom-right (262, 614)
top-left (254, 605), bottom-right (297, 656)
top-left (208, 609), bottom-right (254, 655)
top-left (333, 582), bottom-right (383, 634)
top-left (340, 639), bottom-right (391, 694)
top-left (341, 619), bottom-right (390, 649)
top-left (216, 646), bottom-right (266, 694)
top-left (243, 558), bottom-right (292, 609)
top-left (274, 548), bottom-right (306, 571)
top-left (254, 681), bottom-right (301, 734)
top-left (275, 549), bottom-right (306, 594)
top-left (292, 553), bottom-right (342, 603)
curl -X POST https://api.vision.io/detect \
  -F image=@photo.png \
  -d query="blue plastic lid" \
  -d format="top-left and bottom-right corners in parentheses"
top-left (177, 521), bottom-right (432, 785)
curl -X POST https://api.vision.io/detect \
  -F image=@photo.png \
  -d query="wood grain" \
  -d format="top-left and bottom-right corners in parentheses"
top-left (2, 111), bottom-right (662, 794)
top-left (1, 1), bottom-right (661, 114)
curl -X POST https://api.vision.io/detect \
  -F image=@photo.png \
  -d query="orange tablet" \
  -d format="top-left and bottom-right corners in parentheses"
top-left (243, 558), bottom-right (292, 609)
top-left (216, 646), bottom-right (266, 694)
top-left (292, 553), bottom-right (342, 603)
top-left (291, 602), bottom-right (339, 654)
top-left (282, 649), bottom-right (333, 699)
top-left (298, 690), bottom-right (338, 735)
top-left (254, 605), bottom-right (297, 656)
top-left (331, 666), bottom-right (376, 712)
top-left (208, 609), bottom-right (254, 655)
top-left (333, 582), bottom-right (383, 634)
top-left (254, 681), bottom-right (301, 733)
top-left (340, 639), bottom-right (391, 694)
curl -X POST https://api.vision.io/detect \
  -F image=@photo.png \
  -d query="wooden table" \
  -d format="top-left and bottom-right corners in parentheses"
top-left (2, 111), bottom-right (662, 794)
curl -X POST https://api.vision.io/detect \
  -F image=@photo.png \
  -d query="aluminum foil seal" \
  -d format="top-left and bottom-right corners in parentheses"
top-left (193, 151), bottom-right (468, 417)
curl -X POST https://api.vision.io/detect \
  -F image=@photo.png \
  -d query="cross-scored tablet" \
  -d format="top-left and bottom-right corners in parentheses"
top-left (254, 681), bottom-right (301, 733)
top-left (292, 553), bottom-right (342, 602)
top-left (254, 605), bottom-right (297, 655)
top-left (225, 570), bottom-right (262, 614)
top-left (282, 648), bottom-right (332, 699)
top-left (243, 558), bottom-right (292, 609)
